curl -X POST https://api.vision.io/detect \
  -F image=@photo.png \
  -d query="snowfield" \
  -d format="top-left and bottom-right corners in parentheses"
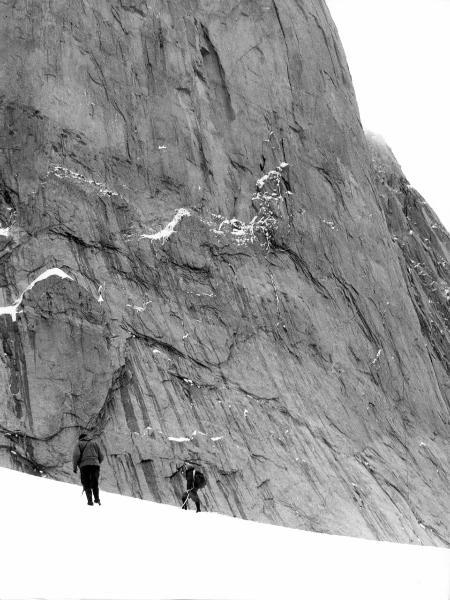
top-left (0, 466), bottom-right (448, 600)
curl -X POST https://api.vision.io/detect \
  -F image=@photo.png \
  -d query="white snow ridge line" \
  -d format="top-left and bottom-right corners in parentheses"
top-left (140, 208), bottom-right (190, 243)
top-left (0, 268), bottom-right (73, 321)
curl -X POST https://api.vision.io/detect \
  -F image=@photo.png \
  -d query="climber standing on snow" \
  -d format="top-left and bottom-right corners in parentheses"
top-left (73, 433), bottom-right (104, 506)
top-left (181, 463), bottom-right (207, 512)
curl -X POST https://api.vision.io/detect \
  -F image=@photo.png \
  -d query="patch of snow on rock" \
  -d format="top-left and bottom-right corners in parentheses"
top-left (140, 208), bottom-right (190, 243)
top-left (50, 165), bottom-right (119, 197)
top-left (0, 268), bottom-right (73, 321)
top-left (371, 349), bottom-right (382, 365)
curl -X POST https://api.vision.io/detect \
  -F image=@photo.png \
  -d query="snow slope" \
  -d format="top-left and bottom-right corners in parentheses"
top-left (0, 466), bottom-right (448, 600)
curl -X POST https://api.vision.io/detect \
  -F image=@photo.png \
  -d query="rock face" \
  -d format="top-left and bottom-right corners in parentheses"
top-left (0, 1), bottom-right (448, 544)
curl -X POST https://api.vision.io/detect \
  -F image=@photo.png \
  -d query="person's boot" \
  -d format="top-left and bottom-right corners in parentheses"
top-left (86, 489), bottom-right (93, 505)
top-left (93, 487), bottom-right (101, 505)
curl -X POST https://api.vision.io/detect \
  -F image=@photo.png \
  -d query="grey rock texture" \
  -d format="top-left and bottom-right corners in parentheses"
top-left (0, 1), bottom-right (448, 544)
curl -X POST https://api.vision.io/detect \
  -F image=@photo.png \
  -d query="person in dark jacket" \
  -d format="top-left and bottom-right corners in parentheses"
top-left (73, 433), bottom-right (104, 506)
top-left (181, 464), bottom-right (205, 512)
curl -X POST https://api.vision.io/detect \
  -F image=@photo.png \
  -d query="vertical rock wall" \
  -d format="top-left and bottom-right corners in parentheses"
top-left (0, 0), bottom-right (448, 544)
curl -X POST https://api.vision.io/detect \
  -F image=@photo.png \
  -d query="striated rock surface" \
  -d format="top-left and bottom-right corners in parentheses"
top-left (0, 0), bottom-right (448, 544)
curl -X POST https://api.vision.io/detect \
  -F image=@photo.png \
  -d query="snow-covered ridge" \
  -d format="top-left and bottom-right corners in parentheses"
top-left (208, 211), bottom-right (273, 248)
top-left (0, 268), bottom-right (73, 321)
top-left (256, 162), bottom-right (287, 190)
top-left (215, 215), bottom-right (258, 244)
top-left (0, 466), bottom-right (449, 600)
top-left (208, 162), bottom-right (288, 248)
top-left (49, 164), bottom-right (120, 197)
top-left (140, 208), bottom-right (190, 243)
top-left (139, 164), bottom-right (287, 248)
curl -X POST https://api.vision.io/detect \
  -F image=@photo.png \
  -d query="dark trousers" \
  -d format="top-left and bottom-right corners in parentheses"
top-left (80, 465), bottom-right (100, 503)
top-left (182, 488), bottom-right (201, 512)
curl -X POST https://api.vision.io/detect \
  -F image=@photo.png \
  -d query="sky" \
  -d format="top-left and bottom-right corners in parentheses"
top-left (326, 0), bottom-right (450, 231)
top-left (0, 466), bottom-right (449, 600)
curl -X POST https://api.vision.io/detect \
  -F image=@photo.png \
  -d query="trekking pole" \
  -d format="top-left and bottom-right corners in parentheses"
top-left (181, 488), bottom-right (193, 509)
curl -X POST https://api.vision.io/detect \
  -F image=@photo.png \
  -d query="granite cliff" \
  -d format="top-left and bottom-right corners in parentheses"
top-left (0, 0), bottom-right (448, 544)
